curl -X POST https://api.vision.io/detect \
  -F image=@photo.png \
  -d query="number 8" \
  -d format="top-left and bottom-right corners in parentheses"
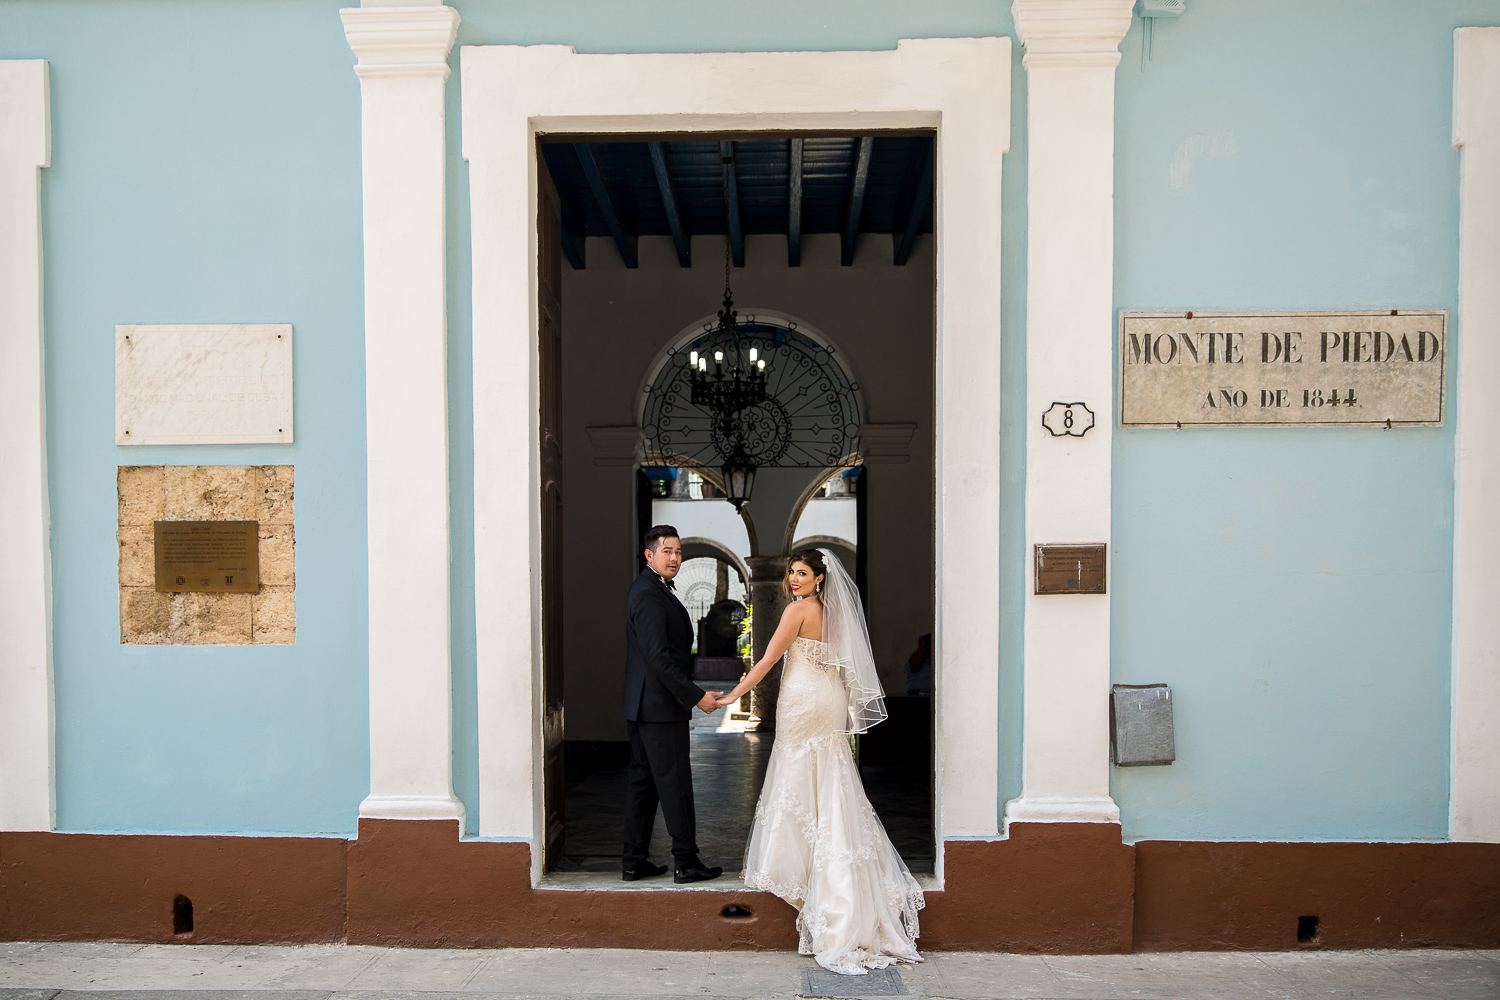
top-left (1063, 408), bottom-right (1074, 429)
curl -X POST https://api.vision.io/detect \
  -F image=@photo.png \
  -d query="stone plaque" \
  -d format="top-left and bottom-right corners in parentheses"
top-left (1119, 311), bottom-right (1446, 427)
top-left (1034, 543), bottom-right (1106, 595)
top-left (154, 520), bottom-right (260, 593)
top-left (117, 325), bottom-right (293, 444)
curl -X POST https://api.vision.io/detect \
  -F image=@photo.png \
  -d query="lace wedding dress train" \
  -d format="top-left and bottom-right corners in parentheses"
top-left (742, 636), bottom-right (925, 975)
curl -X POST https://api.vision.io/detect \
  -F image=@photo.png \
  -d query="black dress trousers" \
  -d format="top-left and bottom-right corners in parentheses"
top-left (622, 718), bottom-right (699, 868)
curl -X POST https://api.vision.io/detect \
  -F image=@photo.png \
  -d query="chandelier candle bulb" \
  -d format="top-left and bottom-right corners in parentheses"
top-left (689, 351), bottom-right (698, 366)
top-left (749, 347), bottom-right (758, 362)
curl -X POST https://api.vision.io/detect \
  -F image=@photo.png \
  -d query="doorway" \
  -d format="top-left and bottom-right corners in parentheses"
top-left (464, 39), bottom-right (1011, 867)
top-left (536, 133), bottom-right (937, 876)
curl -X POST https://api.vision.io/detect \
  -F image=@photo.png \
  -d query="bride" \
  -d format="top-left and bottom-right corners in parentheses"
top-left (714, 548), bottom-right (924, 975)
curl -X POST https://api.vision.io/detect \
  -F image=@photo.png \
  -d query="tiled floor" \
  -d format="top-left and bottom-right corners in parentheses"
top-left (553, 709), bottom-right (933, 874)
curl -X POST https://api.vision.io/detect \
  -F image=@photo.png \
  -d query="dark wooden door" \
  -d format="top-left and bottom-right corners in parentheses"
top-left (538, 155), bottom-right (566, 869)
top-left (855, 466), bottom-right (868, 611)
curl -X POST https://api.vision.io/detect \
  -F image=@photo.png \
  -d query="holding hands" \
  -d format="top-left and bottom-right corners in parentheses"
top-left (696, 691), bottom-right (723, 713)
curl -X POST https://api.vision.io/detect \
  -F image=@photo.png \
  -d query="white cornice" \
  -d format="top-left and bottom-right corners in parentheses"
top-left (1012, 0), bottom-right (1134, 68)
top-left (585, 426), bottom-right (642, 467)
top-left (341, 6), bottom-right (460, 80)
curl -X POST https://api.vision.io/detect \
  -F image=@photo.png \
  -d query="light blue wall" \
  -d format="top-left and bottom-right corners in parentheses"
top-left (6, 0), bottom-right (1489, 842)
top-left (1109, 0), bottom-right (1498, 841)
top-left (2, 1), bottom-right (369, 835)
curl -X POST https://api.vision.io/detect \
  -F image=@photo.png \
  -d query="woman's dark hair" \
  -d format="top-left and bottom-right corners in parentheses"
top-left (644, 524), bottom-right (680, 552)
top-left (783, 548), bottom-right (828, 602)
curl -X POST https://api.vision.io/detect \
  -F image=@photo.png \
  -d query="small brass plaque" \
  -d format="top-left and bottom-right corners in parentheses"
top-left (154, 520), bottom-right (259, 593)
top-left (1034, 543), bottom-right (1106, 595)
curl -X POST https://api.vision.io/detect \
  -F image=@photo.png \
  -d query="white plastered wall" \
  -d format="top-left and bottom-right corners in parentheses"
top-left (1004, 0), bottom-right (1133, 827)
top-left (461, 40), bottom-right (1011, 870)
top-left (1451, 27), bottom-right (1500, 843)
top-left (342, 5), bottom-right (467, 823)
top-left (0, 60), bottom-right (54, 832)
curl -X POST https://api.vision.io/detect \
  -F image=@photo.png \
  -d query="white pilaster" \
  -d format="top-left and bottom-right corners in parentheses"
top-left (342, 5), bottom-right (465, 824)
top-left (1005, 0), bottom-right (1133, 828)
top-left (1451, 27), bottom-right (1500, 843)
top-left (0, 61), bottom-right (54, 832)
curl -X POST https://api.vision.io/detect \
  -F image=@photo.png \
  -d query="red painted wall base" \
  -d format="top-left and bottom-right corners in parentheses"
top-left (3, 821), bottom-right (1497, 951)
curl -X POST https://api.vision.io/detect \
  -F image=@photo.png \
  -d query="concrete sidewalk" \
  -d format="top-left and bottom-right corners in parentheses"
top-left (2, 941), bottom-right (1498, 1000)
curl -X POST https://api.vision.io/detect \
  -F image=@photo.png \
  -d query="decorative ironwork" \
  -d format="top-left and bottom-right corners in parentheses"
top-left (686, 280), bottom-right (768, 416)
top-left (642, 319), bottom-right (862, 472)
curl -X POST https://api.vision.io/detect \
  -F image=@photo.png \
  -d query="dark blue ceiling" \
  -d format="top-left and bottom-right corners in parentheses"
top-left (539, 134), bottom-right (934, 270)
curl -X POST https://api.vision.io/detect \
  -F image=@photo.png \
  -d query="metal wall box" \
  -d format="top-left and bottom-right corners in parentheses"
top-left (1111, 683), bottom-right (1175, 766)
top-left (1034, 543), bottom-right (1106, 594)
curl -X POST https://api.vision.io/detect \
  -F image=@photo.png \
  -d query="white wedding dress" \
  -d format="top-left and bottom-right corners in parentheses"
top-left (742, 634), bottom-right (925, 975)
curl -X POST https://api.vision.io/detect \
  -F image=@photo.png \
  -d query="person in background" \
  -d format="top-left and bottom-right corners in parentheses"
top-left (905, 633), bottom-right (933, 695)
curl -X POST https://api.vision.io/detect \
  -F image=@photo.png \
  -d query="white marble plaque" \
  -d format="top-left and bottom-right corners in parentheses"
top-left (116, 325), bottom-right (293, 445)
top-left (1119, 311), bottom-right (1446, 427)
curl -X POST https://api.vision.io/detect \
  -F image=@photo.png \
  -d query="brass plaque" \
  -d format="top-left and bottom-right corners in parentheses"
top-left (154, 520), bottom-right (259, 593)
top-left (1034, 544), bottom-right (1106, 595)
top-left (1120, 311), bottom-right (1446, 426)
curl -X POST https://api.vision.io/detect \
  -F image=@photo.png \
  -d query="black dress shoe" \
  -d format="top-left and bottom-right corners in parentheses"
top-left (622, 861), bottom-right (669, 882)
top-left (674, 864), bottom-right (724, 884)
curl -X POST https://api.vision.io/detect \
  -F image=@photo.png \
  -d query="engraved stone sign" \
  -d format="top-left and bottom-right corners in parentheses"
top-left (1034, 543), bottom-right (1106, 595)
top-left (1119, 311), bottom-right (1446, 427)
top-left (154, 520), bottom-right (260, 593)
top-left (117, 325), bottom-right (293, 444)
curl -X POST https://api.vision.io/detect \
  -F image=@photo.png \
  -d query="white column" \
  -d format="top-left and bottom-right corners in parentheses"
top-left (0, 60), bottom-right (54, 832)
top-left (1005, 0), bottom-right (1133, 827)
top-left (1451, 27), bottom-right (1500, 843)
top-left (342, 4), bottom-right (464, 823)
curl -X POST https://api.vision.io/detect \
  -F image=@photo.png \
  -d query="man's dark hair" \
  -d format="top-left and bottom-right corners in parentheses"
top-left (644, 524), bottom-right (680, 552)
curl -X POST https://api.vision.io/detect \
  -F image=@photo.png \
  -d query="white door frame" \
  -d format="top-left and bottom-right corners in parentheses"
top-left (1451, 27), bottom-right (1500, 843)
top-left (461, 38), bottom-right (1011, 881)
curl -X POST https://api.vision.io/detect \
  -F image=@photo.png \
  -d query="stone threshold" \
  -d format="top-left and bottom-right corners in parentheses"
top-left (535, 871), bottom-right (941, 892)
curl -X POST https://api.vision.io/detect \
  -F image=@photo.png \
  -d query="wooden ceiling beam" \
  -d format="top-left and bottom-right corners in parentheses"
top-left (573, 142), bottom-right (638, 269)
top-left (720, 140), bottom-right (744, 267)
top-left (648, 141), bottom-right (691, 268)
top-left (840, 136), bottom-right (874, 266)
top-left (893, 141), bottom-right (934, 266)
top-left (787, 137), bottom-right (804, 267)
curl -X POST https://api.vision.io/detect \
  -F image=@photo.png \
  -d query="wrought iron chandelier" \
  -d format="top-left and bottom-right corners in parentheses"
top-left (687, 238), bottom-right (768, 511)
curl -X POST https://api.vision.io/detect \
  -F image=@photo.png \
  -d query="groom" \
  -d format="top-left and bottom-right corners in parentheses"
top-left (621, 524), bottom-right (724, 884)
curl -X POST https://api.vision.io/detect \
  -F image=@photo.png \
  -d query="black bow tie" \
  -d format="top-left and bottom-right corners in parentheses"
top-left (662, 577), bottom-right (676, 591)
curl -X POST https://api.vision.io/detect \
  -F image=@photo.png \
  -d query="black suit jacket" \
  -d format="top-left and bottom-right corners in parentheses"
top-left (623, 568), bottom-right (705, 722)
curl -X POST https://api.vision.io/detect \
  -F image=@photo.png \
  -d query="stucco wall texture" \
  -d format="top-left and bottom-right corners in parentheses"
top-left (0, 0), bottom-right (1497, 844)
top-left (118, 465), bottom-right (295, 645)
